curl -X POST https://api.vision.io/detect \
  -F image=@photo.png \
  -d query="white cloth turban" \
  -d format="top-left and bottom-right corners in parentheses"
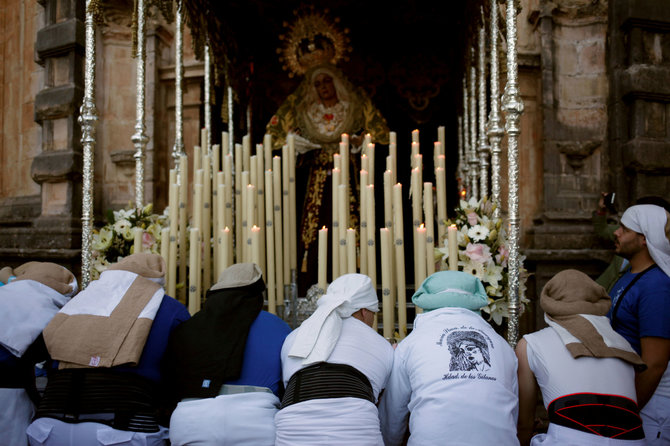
top-left (288, 274), bottom-right (379, 365)
top-left (621, 204), bottom-right (670, 277)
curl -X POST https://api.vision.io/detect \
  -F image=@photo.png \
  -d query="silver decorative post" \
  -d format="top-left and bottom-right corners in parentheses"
top-left (80, 0), bottom-right (99, 289)
top-left (502, 0), bottom-right (525, 347)
top-left (457, 115), bottom-right (465, 184)
top-left (477, 17), bottom-right (490, 199)
top-left (462, 77), bottom-right (470, 197)
top-left (488, 0), bottom-right (505, 219)
top-left (131, 0), bottom-right (148, 209)
top-left (204, 44), bottom-right (212, 153)
top-left (173, 0), bottom-right (186, 163)
top-left (469, 51), bottom-right (480, 201)
top-left (227, 86), bottom-right (234, 154)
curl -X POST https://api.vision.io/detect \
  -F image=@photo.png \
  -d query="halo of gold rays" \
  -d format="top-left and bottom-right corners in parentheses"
top-left (277, 7), bottom-right (351, 78)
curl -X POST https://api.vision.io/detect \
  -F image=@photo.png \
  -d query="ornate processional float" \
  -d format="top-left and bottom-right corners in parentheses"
top-left (79, 0), bottom-right (527, 346)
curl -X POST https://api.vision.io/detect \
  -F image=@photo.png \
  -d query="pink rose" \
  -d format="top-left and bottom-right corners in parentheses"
top-left (496, 244), bottom-right (509, 267)
top-left (465, 242), bottom-right (492, 263)
top-left (467, 212), bottom-right (478, 226)
top-left (142, 231), bottom-right (155, 250)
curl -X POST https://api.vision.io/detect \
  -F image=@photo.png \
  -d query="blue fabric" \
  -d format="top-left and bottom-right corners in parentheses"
top-left (0, 345), bottom-right (17, 364)
top-left (412, 271), bottom-right (488, 311)
top-left (114, 295), bottom-right (190, 382)
top-left (608, 268), bottom-right (670, 354)
top-left (224, 311), bottom-right (291, 396)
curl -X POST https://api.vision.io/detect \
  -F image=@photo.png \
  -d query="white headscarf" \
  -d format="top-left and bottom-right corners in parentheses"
top-left (288, 274), bottom-right (379, 365)
top-left (621, 204), bottom-right (670, 276)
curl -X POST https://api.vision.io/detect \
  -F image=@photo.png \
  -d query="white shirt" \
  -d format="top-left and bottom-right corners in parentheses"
top-left (379, 307), bottom-right (519, 446)
top-left (276, 317), bottom-right (394, 446)
top-left (524, 327), bottom-right (638, 408)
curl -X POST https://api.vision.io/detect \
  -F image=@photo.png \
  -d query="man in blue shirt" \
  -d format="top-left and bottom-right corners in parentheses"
top-left (608, 204), bottom-right (670, 444)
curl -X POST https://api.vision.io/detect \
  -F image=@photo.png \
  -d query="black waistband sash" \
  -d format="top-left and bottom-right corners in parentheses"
top-left (35, 369), bottom-right (160, 433)
top-left (548, 392), bottom-right (644, 440)
top-left (280, 362), bottom-right (374, 409)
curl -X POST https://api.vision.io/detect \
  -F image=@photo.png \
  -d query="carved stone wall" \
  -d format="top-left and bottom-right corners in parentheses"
top-left (609, 0), bottom-right (670, 205)
top-left (522, 0), bottom-right (613, 332)
top-left (0, 0), bottom-right (44, 229)
top-left (521, 0), bottom-right (670, 333)
top-left (97, 2), bottom-right (172, 211)
top-left (0, 1), bottom-right (203, 273)
top-left (0, 0), bottom-right (83, 271)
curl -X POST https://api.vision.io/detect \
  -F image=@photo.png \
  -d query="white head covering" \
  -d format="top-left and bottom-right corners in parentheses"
top-left (621, 204), bottom-right (670, 276)
top-left (307, 64), bottom-right (352, 105)
top-left (288, 273), bottom-right (379, 365)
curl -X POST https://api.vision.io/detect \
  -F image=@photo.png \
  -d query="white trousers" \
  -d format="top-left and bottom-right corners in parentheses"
top-left (169, 392), bottom-right (280, 446)
top-left (531, 423), bottom-right (646, 446)
top-left (641, 392), bottom-right (670, 445)
top-left (0, 388), bottom-right (34, 446)
top-left (26, 418), bottom-right (168, 446)
top-left (275, 397), bottom-right (384, 446)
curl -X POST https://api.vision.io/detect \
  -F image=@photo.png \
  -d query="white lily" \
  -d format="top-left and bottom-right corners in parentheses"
top-left (92, 227), bottom-right (113, 251)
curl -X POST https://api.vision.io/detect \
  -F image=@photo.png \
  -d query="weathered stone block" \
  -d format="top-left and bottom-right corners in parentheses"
top-left (556, 108), bottom-right (607, 132)
top-left (622, 139), bottom-right (670, 171)
top-left (558, 75), bottom-right (608, 107)
top-left (109, 150), bottom-right (135, 167)
top-left (42, 182), bottom-right (72, 215)
top-left (617, 0), bottom-right (670, 29)
top-left (53, 55), bottom-right (71, 85)
top-left (555, 41), bottom-right (579, 75)
top-left (31, 149), bottom-right (82, 183)
top-left (35, 18), bottom-right (84, 60)
top-left (643, 101), bottom-right (666, 138)
top-left (52, 117), bottom-right (70, 151)
top-left (0, 195), bottom-right (41, 223)
top-left (34, 85), bottom-right (83, 121)
top-left (555, 23), bottom-right (607, 44)
top-left (578, 41), bottom-right (606, 75)
top-left (0, 224), bottom-right (81, 250)
top-left (618, 65), bottom-right (670, 100)
top-left (532, 224), bottom-right (602, 250)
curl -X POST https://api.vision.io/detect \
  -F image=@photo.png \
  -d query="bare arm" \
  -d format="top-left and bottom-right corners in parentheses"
top-left (636, 336), bottom-right (670, 409)
top-left (515, 338), bottom-right (538, 446)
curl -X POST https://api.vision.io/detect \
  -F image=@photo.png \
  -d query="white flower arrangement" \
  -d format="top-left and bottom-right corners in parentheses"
top-left (90, 203), bottom-right (168, 280)
top-left (436, 197), bottom-right (530, 325)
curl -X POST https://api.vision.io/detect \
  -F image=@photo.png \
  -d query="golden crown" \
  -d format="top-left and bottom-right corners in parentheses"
top-left (277, 7), bottom-right (351, 77)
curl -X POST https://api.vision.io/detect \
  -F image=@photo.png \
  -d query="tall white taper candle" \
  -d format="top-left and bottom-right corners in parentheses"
top-left (380, 227), bottom-right (393, 340)
top-left (393, 183), bottom-right (407, 339)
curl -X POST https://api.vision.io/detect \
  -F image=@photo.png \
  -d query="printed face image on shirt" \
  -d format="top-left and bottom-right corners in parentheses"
top-left (447, 330), bottom-right (491, 372)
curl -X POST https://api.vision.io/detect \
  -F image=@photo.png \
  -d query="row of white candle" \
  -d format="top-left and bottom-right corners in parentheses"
top-left (161, 129), bottom-right (298, 315)
top-left (159, 126), bottom-right (458, 338)
top-left (313, 128), bottom-right (454, 339)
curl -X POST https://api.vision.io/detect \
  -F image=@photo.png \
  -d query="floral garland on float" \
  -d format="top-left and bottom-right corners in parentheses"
top-left (436, 197), bottom-right (530, 325)
top-left (90, 204), bottom-right (167, 280)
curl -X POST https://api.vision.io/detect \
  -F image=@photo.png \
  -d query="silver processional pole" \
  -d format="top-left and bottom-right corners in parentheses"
top-left (80, 0), bottom-right (99, 289)
top-left (132, 0), bottom-right (148, 210)
top-left (502, 0), bottom-right (525, 347)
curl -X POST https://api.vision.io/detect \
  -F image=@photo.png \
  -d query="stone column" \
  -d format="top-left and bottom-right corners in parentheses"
top-left (520, 0), bottom-right (612, 334)
top-left (30, 0), bottom-right (85, 269)
top-left (609, 0), bottom-right (670, 202)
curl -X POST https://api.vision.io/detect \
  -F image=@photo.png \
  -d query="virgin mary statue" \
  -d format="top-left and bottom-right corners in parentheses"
top-left (266, 11), bottom-right (389, 294)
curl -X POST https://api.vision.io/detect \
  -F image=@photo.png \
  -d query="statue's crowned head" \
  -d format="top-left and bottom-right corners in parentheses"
top-left (278, 7), bottom-right (351, 78)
